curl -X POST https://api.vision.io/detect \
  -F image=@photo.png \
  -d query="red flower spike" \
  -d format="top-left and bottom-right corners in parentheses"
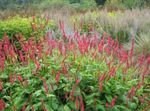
top-left (0, 56), bottom-right (5, 70)
top-left (99, 82), bottom-right (103, 92)
top-left (41, 100), bottom-right (48, 111)
top-left (55, 72), bottom-right (60, 85)
top-left (136, 82), bottom-right (143, 90)
top-left (18, 75), bottom-right (23, 86)
top-left (32, 16), bottom-right (35, 21)
top-left (9, 73), bottom-right (14, 85)
top-left (75, 96), bottom-right (79, 109)
top-left (111, 96), bottom-right (117, 107)
top-left (109, 67), bottom-right (116, 77)
top-left (35, 60), bottom-right (41, 70)
top-left (25, 79), bottom-right (28, 87)
top-left (106, 102), bottom-right (109, 108)
top-left (138, 52), bottom-right (145, 66)
top-left (18, 75), bottom-right (23, 82)
top-left (22, 103), bottom-right (26, 111)
top-left (33, 23), bottom-right (36, 30)
top-left (40, 24), bottom-right (43, 30)
top-left (89, 22), bottom-right (93, 32)
top-left (70, 79), bottom-right (80, 101)
top-left (146, 55), bottom-right (150, 65)
top-left (0, 99), bottom-right (6, 111)
top-left (31, 105), bottom-right (35, 111)
top-left (75, 79), bottom-right (80, 85)
top-left (127, 87), bottom-right (135, 99)
top-left (43, 81), bottom-right (49, 94)
top-left (80, 96), bottom-right (84, 111)
top-left (19, 51), bottom-right (25, 63)
top-left (0, 81), bottom-right (3, 91)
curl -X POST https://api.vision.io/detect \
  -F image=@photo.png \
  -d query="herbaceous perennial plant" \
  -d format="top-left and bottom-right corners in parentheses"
top-left (0, 20), bottom-right (150, 111)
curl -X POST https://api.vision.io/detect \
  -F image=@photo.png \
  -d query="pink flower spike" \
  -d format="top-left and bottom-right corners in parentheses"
top-left (43, 81), bottom-right (49, 94)
top-left (55, 72), bottom-right (60, 85)
top-left (146, 55), bottom-right (150, 65)
top-left (19, 51), bottom-right (25, 63)
top-left (0, 99), bottom-right (6, 111)
top-left (76, 96), bottom-right (79, 109)
top-left (18, 75), bottom-right (23, 82)
top-left (111, 96), bottom-right (117, 107)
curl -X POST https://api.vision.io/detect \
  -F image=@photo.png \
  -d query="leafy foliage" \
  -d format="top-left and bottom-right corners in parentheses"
top-left (0, 16), bottom-right (32, 39)
top-left (0, 20), bottom-right (149, 110)
top-left (0, 16), bottom-right (57, 40)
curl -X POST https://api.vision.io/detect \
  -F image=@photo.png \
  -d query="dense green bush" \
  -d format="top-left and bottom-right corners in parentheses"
top-left (105, 0), bottom-right (148, 9)
top-left (0, 16), bottom-right (32, 39)
top-left (0, 16), bottom-right (57, 40)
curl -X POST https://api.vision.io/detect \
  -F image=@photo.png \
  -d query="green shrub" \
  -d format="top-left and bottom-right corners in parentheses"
top-left (0, 16), bottom-right (32, 39)
top-left (104, 0), bottom-right (147, 9)
top-left (0, 16), bottom-right (57, 40)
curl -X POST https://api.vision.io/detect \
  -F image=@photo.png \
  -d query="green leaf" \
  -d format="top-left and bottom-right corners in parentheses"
top-left (96, 105), bottom-right (105, 111)
top-left (63, 105), bottom-right (71, 111)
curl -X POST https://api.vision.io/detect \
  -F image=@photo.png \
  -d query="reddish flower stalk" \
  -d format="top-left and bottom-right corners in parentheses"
top-left (98, 74), bottom-right (106, 92)
top-left (127, 87), bottom-right (135, 100)
top-left (40, 24), bottom-right (43, 30)
top-left (31, 105), bottom-right (35, 111)
top-left (143, 66), bottom-right (149, 76)
top-left (35, 60), bottom-right (41, 70)
top-left (9, 73), bottom-right (15, 85)
top-left (22, 103), bottom-right (26, 111)
top-left (0, 81), bottom-right (3, 91)
top-left (136, 82), bottom-right (143, 90)
top-left (146, 55), bottom-right (150, 65)
top-left (32, 16), bottom-right (35, 21)
top-left (43, 81), bottom-right (49, 94)
top-left (0, 56), bottom-right (5, 70)
top-left (61, 63), bottom-right (68, 75)
top-left (89, 22), bottom-right (93, 32)
top-left (70, 79), bottom-right (80, 101)
top-left (0, 99), bottom-right (5, 111)
top-left (33, 23), bottom-right (36, 31)
top-left (55, 72), bottom-right (61, 85)
top-left (99, 82), bottom-right (103, 92)
top-left (139, 96), bottom-right (145, 104)
top-left (138, 52), bottom-right (145, 66)
top-left (10, 48), bottom-right (16, 58)
top-left (120, 50), bottom-right (128, 63)
top-left (17, 75), bottom-right (23, 86)
top-left (25, 79), bottom-right (28, 87)
top-left (19, 51), bottom-right (25, 63)
top-left (41, 100), bottom-right (48, 111)
top-left (75, 96), bottom-right (79, 109)
top-left (79, 96), bottom-right (84, 111)
top-left (111, 96), bottom-right (117, 107)
top-left (109, 67), bottom-right (116, 77)
top-left (106, 102), bottom-right (109, 108)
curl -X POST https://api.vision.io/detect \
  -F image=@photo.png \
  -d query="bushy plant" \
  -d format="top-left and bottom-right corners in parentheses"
top-left (0, 16), bottom-right (57, 40)
top-left (104, 0), bottom-right (147, 9)
top-left (0, 22), bottom-right (149, 111)
top-left (0, 16), bottom-right (32, 39)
